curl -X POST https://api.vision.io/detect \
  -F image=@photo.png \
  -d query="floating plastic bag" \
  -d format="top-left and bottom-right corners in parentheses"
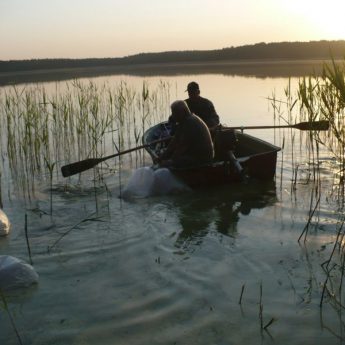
top-left (122, 167), bottom-right (189, 199)
top-left (152, 168), bottom-right (190, 195)
top-left (0, 209), bottom-right (10, 236)
top-left (0, 256), bottom-right (39, 291)
top-left (122, 167), bottom-right (155, 199)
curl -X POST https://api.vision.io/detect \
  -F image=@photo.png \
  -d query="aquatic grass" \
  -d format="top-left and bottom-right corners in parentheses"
top-left (298, 194), bottom-right (321, 243)
top-left (0, 80), bottom-right (171, 202)
top-left (238, 283), bottom-right (245, 305)
top-left (259, 282), bottom-right (263, 331)
top-left (0, 289), bottom-right (24, 345)
top-left (47, 212), bottom-right (106, 252)
top-left (268, 94), bottom-right (286, 194)
top-left (269, 82), bottom-right (301, 191)
top-left (44, 157), bottom-right (55, 215)
top-left (297, 60), bottom-right (345, 221)
top-left (263, 317), bottom-right (276, 331)
top-left (319, 215), bottom-right (345, 308)
top-left (274, 59), bottom-right (345, 315)
top-left (24, 213), bottom-right (33, 265)
top-left (272, 59), bottom-right (345, 221)
top-left (298, 61), bottom-right (345, 184)
top-left (257, 281), bottom-right (276, 334)
top-left (0, 78), bottom-right (172, 242)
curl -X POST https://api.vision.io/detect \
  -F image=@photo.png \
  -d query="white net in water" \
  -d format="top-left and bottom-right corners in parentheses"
top-left (0, 256), bottom-right (39, 291)
top-left (0, 209), bottom-right (10, 236)
top-left (122, 167), bottom-right (190, 199)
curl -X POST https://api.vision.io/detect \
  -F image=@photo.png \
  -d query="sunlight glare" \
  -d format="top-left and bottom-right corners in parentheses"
top-left (282, 0), bottom-right (345, 39)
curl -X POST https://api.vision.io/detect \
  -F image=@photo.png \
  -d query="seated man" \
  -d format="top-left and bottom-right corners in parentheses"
top-left (185, 81), bottom-right (220, 129)
top-left (157, 100), bottom-right (214, 169)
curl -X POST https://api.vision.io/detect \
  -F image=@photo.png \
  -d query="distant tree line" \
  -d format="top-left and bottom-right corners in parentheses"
top-left (1, 40), bottom-right (345, 73)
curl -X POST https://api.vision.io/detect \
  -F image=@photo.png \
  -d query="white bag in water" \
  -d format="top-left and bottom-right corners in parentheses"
top-left (0, 209), bottom-right (10, 236)
top-left (122, 167), bottom-right (189, 198)
top-left (0, 255), bottom-right (39, 291)
top-left (152, 168), bottom-right (189, 195)
top-left (122, 167), bottom-right (155, 198)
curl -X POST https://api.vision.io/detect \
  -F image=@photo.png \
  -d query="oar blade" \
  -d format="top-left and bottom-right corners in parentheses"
top-left (294, 120), bottom-right (330, 131)
top-left (61, 158), bottom-right (100, 178)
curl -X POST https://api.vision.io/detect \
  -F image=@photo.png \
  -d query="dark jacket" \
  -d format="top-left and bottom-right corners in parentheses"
top-left (161, 114), bottom-right (214, 168)
top-left (185, 96), bottom-right (220, 128)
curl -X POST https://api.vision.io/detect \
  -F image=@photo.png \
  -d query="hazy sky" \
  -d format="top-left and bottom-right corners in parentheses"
top-left (1, 0), bottom-right (345, 60)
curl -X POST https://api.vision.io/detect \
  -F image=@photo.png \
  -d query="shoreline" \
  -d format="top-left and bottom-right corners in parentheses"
top-left (0, 59), bottom-right (340, 86)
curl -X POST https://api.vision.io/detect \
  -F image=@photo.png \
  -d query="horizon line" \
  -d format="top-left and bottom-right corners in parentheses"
top-left (1, 39), bottom-right (344, 62)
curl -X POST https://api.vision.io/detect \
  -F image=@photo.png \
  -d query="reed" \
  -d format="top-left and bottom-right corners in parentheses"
top-left (0, 289), bottom-right (24, 345)
top-left (48, 211), bottom-right (105, 251)
top-left (0, 80), bottom-right (171, 202)
top-left (259, 282), bottom-right (264, 331)
top-left (267, 60), bottom-right (345, 318)
top-left (24, 213), bottom-right (33, 265)
top-left (298, 60), bottom-right (345, 186)
top-left (275, 59), bottom-right (345, 316)
top-left (238, 283), bottom-right (245, 305)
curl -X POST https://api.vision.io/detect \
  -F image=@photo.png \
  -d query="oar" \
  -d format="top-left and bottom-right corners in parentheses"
top-left (223, 120), bottom-right (329, 131)
top-left (61, 137), bottom-right (171, 178)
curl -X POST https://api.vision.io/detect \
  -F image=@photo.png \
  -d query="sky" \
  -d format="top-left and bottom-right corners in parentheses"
top-left (1, 0), bottom-right (345, 60)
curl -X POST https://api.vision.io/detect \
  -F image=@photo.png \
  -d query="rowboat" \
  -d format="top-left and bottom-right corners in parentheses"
top-left (143, 122), bottom-right (281, 188)
top-left (60, 120), bottom-right (325, 180)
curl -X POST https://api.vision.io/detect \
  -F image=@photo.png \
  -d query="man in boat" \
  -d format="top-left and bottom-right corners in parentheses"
top-left (156, 100), bottom-right (214, 169)
top-left (183, 81), bottom-right (242, 177)
top-left (168, 82), bottom-right (220, 133)
top-left (184, 81), bottom-right (220, 130)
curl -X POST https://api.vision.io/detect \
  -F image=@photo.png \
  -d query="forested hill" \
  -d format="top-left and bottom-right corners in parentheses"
top-left (1, 40), bottom-right (345, 73)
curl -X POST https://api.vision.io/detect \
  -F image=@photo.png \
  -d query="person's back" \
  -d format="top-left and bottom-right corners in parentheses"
top-left (170, 113), bottom-right (214, 167)
top-left (185, 82), bottom-right (220, 129)
top-left (159, 101), bottom-right (214, 169)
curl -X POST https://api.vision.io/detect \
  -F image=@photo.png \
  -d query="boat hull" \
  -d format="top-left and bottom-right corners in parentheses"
top-left (143, 122), bottom-right (280, 188)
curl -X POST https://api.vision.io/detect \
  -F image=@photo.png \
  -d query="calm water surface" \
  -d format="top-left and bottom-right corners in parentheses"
top-left (0, 73), bottom-right (341, 345)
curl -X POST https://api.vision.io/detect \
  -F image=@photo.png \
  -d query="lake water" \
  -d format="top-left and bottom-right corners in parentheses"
top-left (0, 70), bottom-right (342, 345)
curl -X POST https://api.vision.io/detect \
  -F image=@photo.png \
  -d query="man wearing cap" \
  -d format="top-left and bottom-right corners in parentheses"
top-left (185, 81), bottom-right (220, 129)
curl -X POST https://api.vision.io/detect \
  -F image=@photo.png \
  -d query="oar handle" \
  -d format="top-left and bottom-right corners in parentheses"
top-left (61, 136), bottom-right (171, 177)
top-left (98, 136), bottom-right (171, 162)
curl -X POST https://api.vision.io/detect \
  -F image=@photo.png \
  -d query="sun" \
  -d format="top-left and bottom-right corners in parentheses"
top-left (282, 0), bottom-right (345, 40)
top-left (307, 1), bottom-right (345, 38)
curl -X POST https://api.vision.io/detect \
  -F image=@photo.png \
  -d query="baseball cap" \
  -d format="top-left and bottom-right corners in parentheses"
top-left (186, 81), bottom-right (199, 92)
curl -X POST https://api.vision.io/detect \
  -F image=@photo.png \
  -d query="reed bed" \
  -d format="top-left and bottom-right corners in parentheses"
top-left (272, 59), bottom-right (345, 333)
top-left (0, 80), bottom-right (172, 204)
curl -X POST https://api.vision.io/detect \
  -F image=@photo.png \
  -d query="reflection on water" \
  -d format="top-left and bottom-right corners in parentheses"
top-left (0, 59), bottom-right (333, 86)
top-left (173, 181), bottom-right (277, 250)
top-left (0, 72), bottom-right (343, 345)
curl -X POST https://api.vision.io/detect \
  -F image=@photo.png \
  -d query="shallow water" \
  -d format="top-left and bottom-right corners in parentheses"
top-left (0, 164), bottom-right (340, 345)
top-left (0, 74), bottom-right (343, 345)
